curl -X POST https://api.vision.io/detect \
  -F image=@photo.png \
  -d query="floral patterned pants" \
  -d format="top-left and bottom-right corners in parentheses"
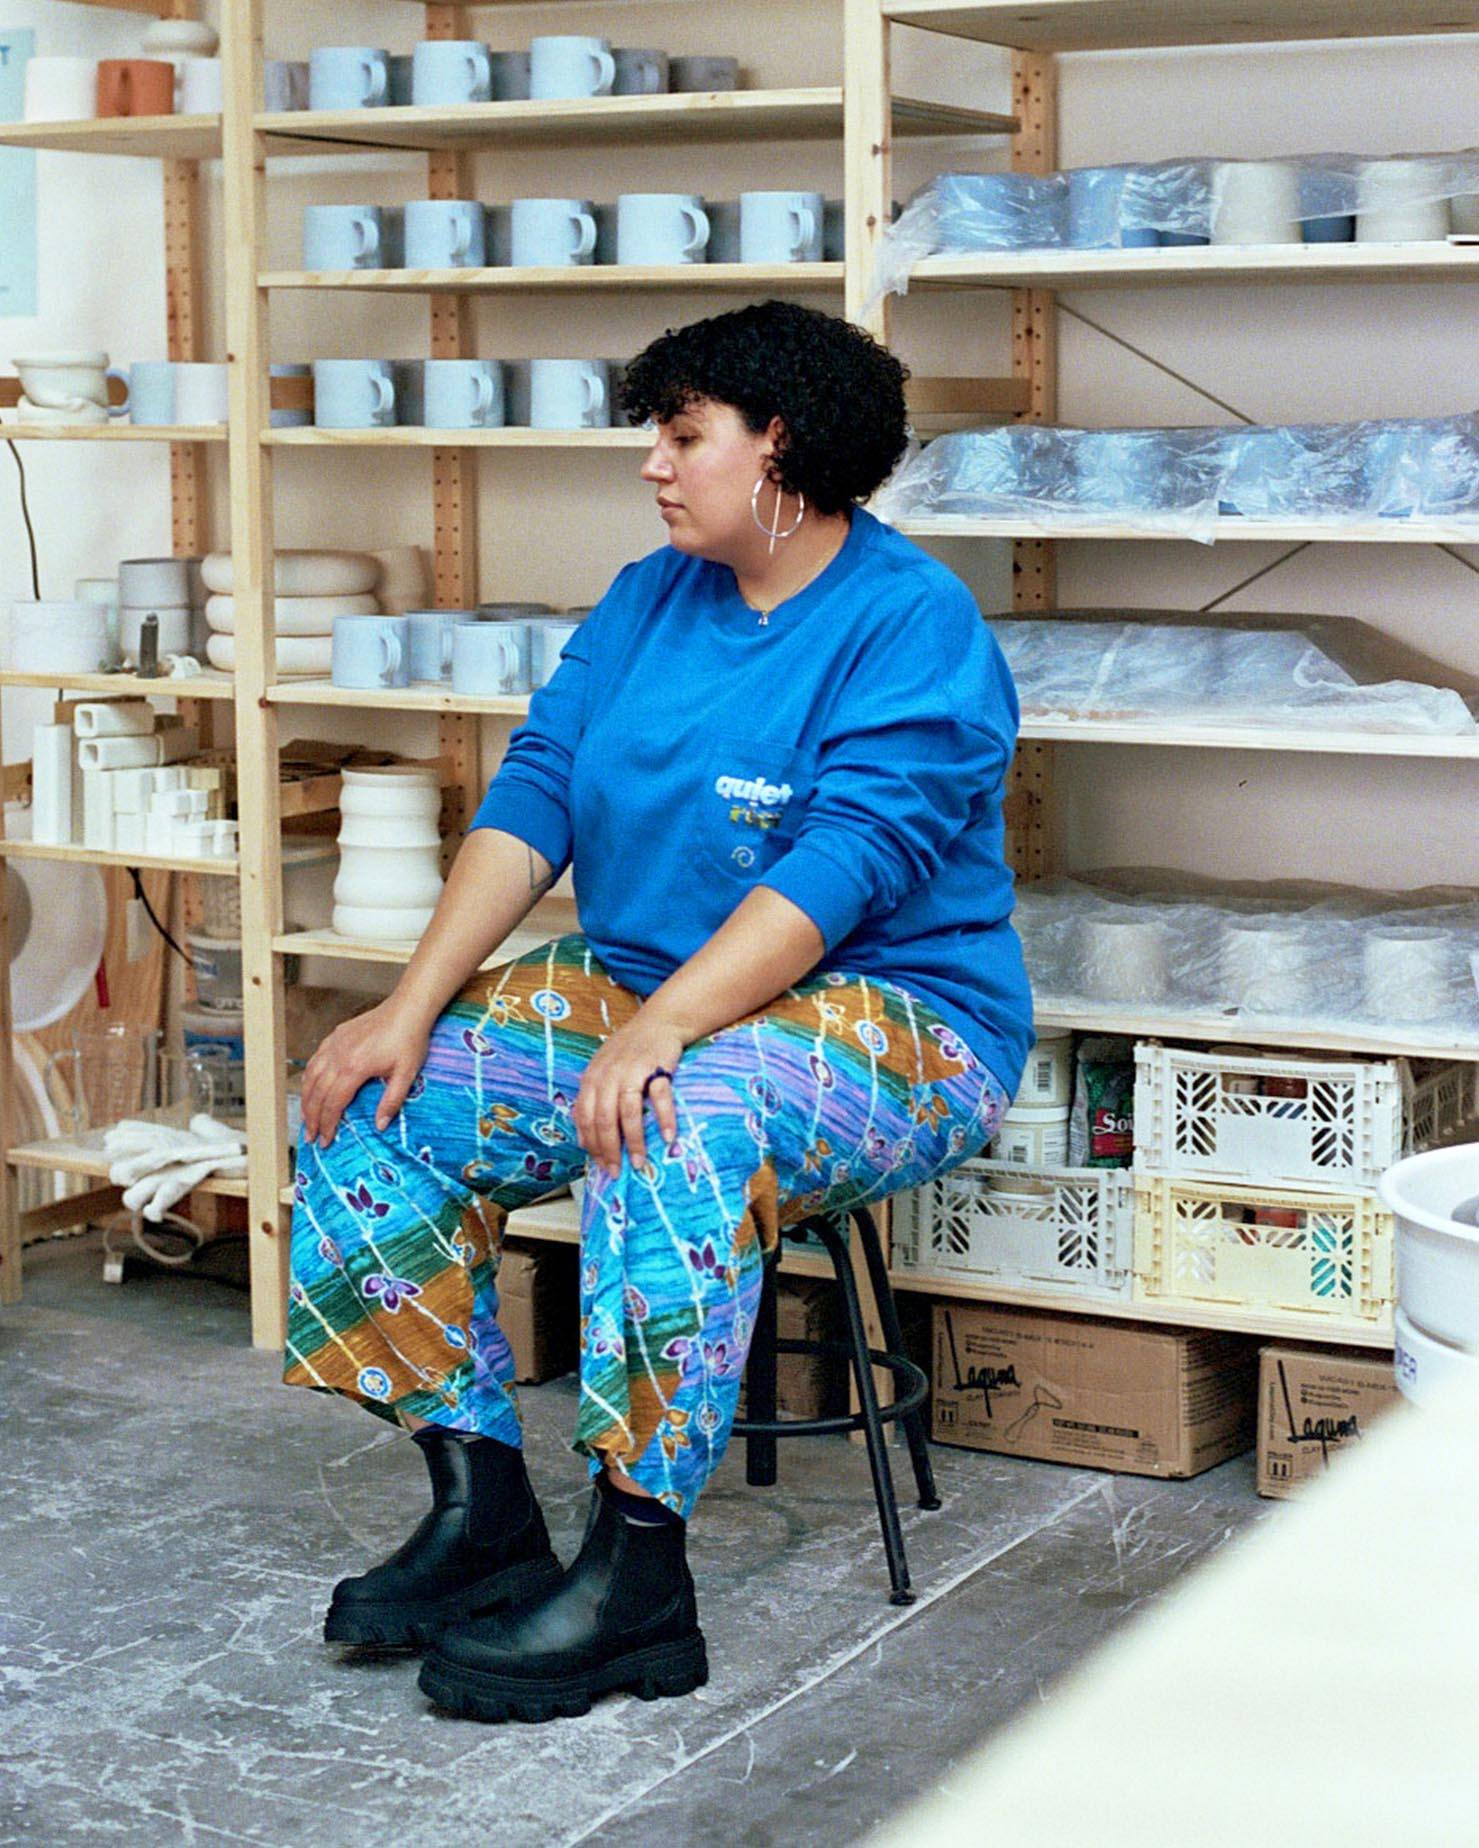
top-left (284, 932), bottom-right (1008, 1518)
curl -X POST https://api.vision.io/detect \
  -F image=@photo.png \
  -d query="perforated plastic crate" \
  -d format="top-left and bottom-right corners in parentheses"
top-left (1133, 1043), bottom-right (1473, 1191)
top-left (890, 1157), bottom-right (1134, 1303)
top-left (1132, 1174), bottom-right (1394, 1326)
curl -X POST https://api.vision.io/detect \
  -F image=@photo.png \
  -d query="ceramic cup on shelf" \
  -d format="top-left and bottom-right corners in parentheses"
top-left (302, 204), bottom-right (384, 270)
top-left (178, 59), bottom-right (222, 115)
top-left (422, 358), bottom-right (504, 429)
top-left (119, 556), bottom-right (192, 605)
top-left (740, 190), bottom-right (824, 263)
top-left (1210, 160), bottom-right (1302, 244)
top-left (615, 193), bottom-right (709, 265)
top-left (669, 55), bottom-right (739, 93)
top-left (312, 359), bottom-right (396, 428)
top-left (612, 48), bottom-right (669, 95)
top-left (529, 35), bottom-right (616, 100)
top-left (407, 609), bottom-right (472, 682)
top-left (307, 46), bottom-right (390, 111)
top-left (96, 59), bottom-right (175, 117)
top-left (1356, 159), bottom-right (1451, 243)
top-left (1363, 925), bottom-right (1454, 1024)
top-left (263, 60), bottom-right (310, 111)
top-left (172, 362), bottom-right (230, 425)
top-left (23, 57), bottom-right (99, 122)
top-left (529, 357), bottom-right (609, 430)
top-left (1220, 915), bottom-right (1311, 1015)
top-left (510, 197), bottom-right (597, 267)
top-left (13, 351), bottom-right (118, 415)
top-left (404, 199), bottom-right (487, 269)
top-left (452, 620), bottom-right (527, 695)
top-left (9, 600), bottom-right (115, 674)
top-left (490, 51), bottom-right (531, 101)
top-left (1076, 910), bottom-right (1167, 1003)
top-left (331, 614), bottom-right (411, 690)
top-left (411, 39), bottom-right (493, 105)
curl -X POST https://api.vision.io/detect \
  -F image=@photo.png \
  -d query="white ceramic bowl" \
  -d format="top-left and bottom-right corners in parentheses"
top-left (200, 550), bottom-right (379, 597)
top-left (332, 901), bottom-right (437, 942)
top-left (205, 633), bottom-right (333, 676)
top-left (1380, 1143), bottom-right (1479, 1351)
top-left (1394, 1305), bottom-right (1477, 1407)
top-left (204, 591), bottom-right (377, 635)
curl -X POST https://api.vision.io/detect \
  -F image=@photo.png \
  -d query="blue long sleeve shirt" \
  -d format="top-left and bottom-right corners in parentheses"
top-left (470, 505), bottom-right (1033, 1099)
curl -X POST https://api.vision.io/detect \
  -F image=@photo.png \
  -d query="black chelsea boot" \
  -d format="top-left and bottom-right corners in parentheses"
top-left (324, 1427), bottom-right (562, 1649)
top-left (417, 1473), bottom-right (708, 1720)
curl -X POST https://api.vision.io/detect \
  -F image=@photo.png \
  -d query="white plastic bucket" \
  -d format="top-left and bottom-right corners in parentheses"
top-left (992, 1102), bottom-right (1071, 1169)
top-left (1017, 1028), bottom-right (1073, 1107)
top-left (1379, 1142), bottom-right (1479, 1353)
top-left (1394, 1305), bottom-right (1479, 1407)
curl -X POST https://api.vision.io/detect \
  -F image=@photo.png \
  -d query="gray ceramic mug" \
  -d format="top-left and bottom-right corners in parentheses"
top-left (612, 48), bottom-right (669, 94)
top-left (669, 54), bottom-right (739, 92)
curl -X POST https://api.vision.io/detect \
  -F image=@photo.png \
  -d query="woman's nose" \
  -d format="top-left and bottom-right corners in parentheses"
top-left (641, 447), bottom-right (673, 482)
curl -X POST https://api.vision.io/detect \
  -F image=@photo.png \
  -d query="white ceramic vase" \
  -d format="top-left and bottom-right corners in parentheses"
top-left (332, 767), bottom-right (445, 940)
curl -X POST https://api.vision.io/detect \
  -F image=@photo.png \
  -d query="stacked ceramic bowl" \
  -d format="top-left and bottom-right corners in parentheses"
top-left (200, 549), bottom-right (383, 676)
top-left (1380, 1144), bottom-right (1479, 1406)
top-left (117, 555), bottom-right (207, 664)
top-left (332, 766), bottom-right (445, 941)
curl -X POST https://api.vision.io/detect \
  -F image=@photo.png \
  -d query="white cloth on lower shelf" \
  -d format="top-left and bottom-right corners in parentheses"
top-left (103, 1112), bottom-right (248, 1222)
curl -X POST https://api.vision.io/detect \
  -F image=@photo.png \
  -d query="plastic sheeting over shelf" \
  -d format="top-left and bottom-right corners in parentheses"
top-left (872, 414), bottom-right (1479, 541)
top-left (988, 610), bottom-right (1479, 736)
top-left (1016, 872), bottom-right (1479, 1047)
top-left (867, 151), bottom-right (1479, 299)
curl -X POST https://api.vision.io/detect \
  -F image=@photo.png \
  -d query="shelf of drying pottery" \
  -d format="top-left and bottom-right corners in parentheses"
top-left (260, 262), bottom-right (845, 294)
top-left (0, 113), bottom-right (223, 160)
top-left (266, 680), bottom-right (530, 715)
top-left (904, 241), bottom-right (1479, 290)
top-left (253, 88), bottom-right (1014, 155)
top-left (881, 0), bottom-right (1479, 50)
top-left (0, 839), bottom-right (238, 877)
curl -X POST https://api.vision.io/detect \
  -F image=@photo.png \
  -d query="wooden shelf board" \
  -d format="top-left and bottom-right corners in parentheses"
top-left (0, 669), bottom-right (234, 700)
top-left (0, 114), bottom-right (221, 159)
top-left (268, 679), bottom-right (529, 714)
top-left (898, 514), bottom-right (1479, 544)
top-left (889, 1268), bottom-right (1394, 1348)
top-left (276, 907), bottom-right (580, 969)
top-left (908, 240), bottom-right (1479, 291)
top-left (255, 89), bottom-right (1014, 155)
top-left (1034, 1002), bottom-right (1479, 1062)
top-left (0, 839), bottom-right (236, 877)
top-left (0, 421), bottom-right (227, 442)
top-left (882, 0), bottom-right (1479, 50)
top-left (1021, 717), bottom-right (1479, 757)
top-left (260, 262), bottom-right (843, 294)
top-left (8, 1135), bottom-right (248, 1199)
top-left (263, 426), bottom-right (651, 449)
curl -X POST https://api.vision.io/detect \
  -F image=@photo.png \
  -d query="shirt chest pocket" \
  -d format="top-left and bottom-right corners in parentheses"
top-left (694, 731), bottom-right (815, 885)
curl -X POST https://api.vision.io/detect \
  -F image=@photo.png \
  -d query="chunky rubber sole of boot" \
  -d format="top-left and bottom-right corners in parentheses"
top-left (323, 1553), bottom-right (563, 1650)
top-left (418, 1630), bottom-right (709, 1722)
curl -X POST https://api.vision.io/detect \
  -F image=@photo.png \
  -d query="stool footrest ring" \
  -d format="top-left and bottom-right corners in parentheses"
top-left (733, 1337), bottom-right (928, 1441)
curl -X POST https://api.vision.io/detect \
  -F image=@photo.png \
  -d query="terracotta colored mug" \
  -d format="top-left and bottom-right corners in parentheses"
top-left (96, 59), bottom-right (176, 118)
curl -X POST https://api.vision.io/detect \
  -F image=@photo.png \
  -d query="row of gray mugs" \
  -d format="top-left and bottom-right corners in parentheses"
top-left (273, 40), bottom-right (739, 112)
top-left (312, 358), bottom-right (632, 431)
top-left (303, 192), bottom-right (844, 271)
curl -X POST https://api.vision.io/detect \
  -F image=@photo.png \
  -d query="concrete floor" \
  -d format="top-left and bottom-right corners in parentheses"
top-left (3, 1232), bottom-right (1272, 1846)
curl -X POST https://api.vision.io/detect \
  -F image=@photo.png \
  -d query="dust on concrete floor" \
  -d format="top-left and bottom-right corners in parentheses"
top-left (3, 1232), bottom-right (1272, 1845)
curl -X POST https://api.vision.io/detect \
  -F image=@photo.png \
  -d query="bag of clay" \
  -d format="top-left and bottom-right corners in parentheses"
top-left (1068, 1035), bottom-right (1136, 1167)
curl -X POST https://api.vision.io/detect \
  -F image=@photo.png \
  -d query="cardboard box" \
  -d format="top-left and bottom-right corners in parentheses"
top-left (1256, 1344), bottom-right (1401, 1499)
top-left (931, 1300), bottom-right (1257, 1479)
top-left (499, 1240), bottom-right (577, 1384)
top-left (737, 1277), bottom-right (844, 1422)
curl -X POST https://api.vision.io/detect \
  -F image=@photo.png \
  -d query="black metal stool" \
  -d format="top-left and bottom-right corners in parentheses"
top-left (732, 1203), bottom-right (939, 1605)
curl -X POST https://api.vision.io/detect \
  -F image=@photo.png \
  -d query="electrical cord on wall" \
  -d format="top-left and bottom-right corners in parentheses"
top-left (128, 867), bottom-right (194, 967)
top-left (6, 438), bottom-right (41, 598)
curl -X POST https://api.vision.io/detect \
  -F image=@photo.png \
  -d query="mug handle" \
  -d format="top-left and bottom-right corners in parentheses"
top-left (471, 371), bottom-right (495, 421)
top-left (450, 208), bottom-right (472, 262)
top-left (468, 46), bottom-right (491, 94)
top-left (441, 618), bottom-right (456, 676)
top-left (571, 210), bottom-right (597, 259)
top-left (379, 631), bottom-right (402, 684)
top-left (354, 215), bottom-right (380, 264)
top-left (682, 204), bottom-right (710, 258)
top-left (791, 205), bottom-right (816, 259)
top-left (583, 372), bottom-right (606, 426)
top-left (371, 371), bottom-right (395, 420)
top-left (362, 55), bottom-right (388, 105)
top-left (104, 366), bottom-right (131, 419)
top-left (590, 48), bottom-right (616, 95)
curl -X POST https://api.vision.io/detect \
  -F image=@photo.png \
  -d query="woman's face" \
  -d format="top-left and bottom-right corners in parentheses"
top-left (639, 396), bottom-right (784, 562)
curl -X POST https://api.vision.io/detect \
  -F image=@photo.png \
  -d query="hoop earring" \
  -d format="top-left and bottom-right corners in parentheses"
top-left (750, 472), bottom-right (805, 555)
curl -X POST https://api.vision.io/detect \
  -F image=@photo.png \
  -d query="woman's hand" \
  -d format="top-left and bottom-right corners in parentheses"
top-left (574, 1014), bottom-right (685, 1180)
top-left (299, 995), bottom-right (433, 1149)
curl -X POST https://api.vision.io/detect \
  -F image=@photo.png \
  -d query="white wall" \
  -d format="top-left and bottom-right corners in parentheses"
top-left (4, 7), bottom-right (1474, 901)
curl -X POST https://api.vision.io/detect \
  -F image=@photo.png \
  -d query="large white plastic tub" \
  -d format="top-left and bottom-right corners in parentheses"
top-left (1393, 1307), bottom-right (1478, 1407)
top-left (1379, 1142), bottom-right (1479, 1353)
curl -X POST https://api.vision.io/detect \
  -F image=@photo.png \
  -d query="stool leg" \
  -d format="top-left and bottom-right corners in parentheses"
top-left (744, 1252), bottom-right (779, 1488)
top-left (854, 1207), bottom-right (941, 1512)
top-left (820, 1219), bottom-right (914, 1606)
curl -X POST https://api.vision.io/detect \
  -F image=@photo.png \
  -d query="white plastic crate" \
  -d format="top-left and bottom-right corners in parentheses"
top-left (1132, 1174), bottom-right (1394, 1326)
top-left (891, 1157), bottom-right (1135, 1303)
top-left (1133, 1043), bottom-right (1473, 1191)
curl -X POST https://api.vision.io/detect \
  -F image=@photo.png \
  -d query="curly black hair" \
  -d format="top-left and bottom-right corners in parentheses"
top-left (618, 301), bottom-right (910, 517)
